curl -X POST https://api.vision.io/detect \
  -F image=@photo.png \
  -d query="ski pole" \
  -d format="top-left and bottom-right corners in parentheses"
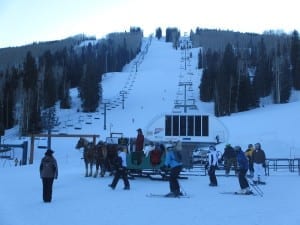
top-left (248, 178), bottom-right (264, 197)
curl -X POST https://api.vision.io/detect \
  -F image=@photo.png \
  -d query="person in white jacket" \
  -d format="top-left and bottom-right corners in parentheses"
top-left (207, 145), bottom-right (218, 186)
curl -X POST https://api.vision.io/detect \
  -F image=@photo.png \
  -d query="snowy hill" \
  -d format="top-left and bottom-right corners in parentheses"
top-left (1, 37), bottom-right (300, 225)
top-left (3, 36), bottom-right (300, 158)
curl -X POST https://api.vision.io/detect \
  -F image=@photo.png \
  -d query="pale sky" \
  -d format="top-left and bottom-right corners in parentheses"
top-left (1, 0), bottom-right (299, 48)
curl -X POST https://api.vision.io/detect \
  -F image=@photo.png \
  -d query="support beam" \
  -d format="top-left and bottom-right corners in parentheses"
top-left (28, 134), bottom-right (99, 164)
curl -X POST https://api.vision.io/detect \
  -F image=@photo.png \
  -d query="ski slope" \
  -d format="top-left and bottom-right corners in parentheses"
top-left (1, 37), bottom-right (300, 225)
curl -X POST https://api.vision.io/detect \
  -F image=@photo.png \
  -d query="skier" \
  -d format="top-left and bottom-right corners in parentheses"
top-left (207, 145), bottom-right (218, 187)
top-left (235, 146), bottom-right (253, 195)
top-left (163, 146), bottom-right (183, 197)
top-left (245, 144), bottom-right (254, 177)
top-left (252, 142), bottom-right (267, 185)
top-left (222, 144), bottom-right (238, 176)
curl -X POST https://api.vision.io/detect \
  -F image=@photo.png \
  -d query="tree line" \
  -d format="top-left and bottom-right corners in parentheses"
top-left (154, 27), bottom-right (300, 116)
top-left (195, 29), bottom-right (300, 116)
top-left (0, 28), bottom-right (143, 135)
top-left (1, 26), bottom-right (300, 136)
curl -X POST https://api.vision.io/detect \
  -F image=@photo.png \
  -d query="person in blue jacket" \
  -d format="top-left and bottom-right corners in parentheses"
top-left (163, 146), bottom-right (183, 197)
top-left (235, 146), bottom-right (253, 194)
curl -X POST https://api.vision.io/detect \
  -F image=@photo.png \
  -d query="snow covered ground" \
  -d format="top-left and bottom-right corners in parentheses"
top-left (1, 37), bottom-right (300, 225)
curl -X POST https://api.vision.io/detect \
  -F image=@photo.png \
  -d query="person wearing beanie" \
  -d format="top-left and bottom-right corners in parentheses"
top-left (39, 149), bottom-right (58, 203)
top-left (252, 143), bottom-right (267, 185)
top-left (235, 146), bottom-right (253, 194)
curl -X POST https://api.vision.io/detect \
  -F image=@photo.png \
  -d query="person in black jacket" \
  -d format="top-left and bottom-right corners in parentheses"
top-left (109, 147), bottom-right (130, 190)
top-left (222, 144), bottom-right (237, 176)
top-left (39, 149), bottom-right (58, 203)
top-left (252, 143), bottom-right (266, 184)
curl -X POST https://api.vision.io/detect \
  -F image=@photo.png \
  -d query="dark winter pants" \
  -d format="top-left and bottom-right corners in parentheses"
top-left (169, 165), bottom-right (182, 194)
top-left (111, 167), bottom-right (130, 188)
top-left (238, 169), bottom-right (249, 189)
top-left (42, 178), bottom-right (54, 202)
top-left (208, 165), bottom-right (218, 185)
top-left (248, 160), bottom-right (254, 174)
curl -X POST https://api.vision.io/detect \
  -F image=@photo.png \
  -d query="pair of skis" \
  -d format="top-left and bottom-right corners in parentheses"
top-left (220, 183), bottom-right (264, 197)
top-left (220, 191), bottom-right (257, 196)
top-left (147, 182), bottom-right (264, 198)
top-left (146, 193), bottom-right (190, 198)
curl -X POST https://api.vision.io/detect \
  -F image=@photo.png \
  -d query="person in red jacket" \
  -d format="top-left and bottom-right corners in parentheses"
top-left (135, 128), bottom-right (144, 165)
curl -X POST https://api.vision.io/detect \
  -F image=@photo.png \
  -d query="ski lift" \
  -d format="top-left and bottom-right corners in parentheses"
top-left (94, 113), bottom-right (100, 120)
top-left (66, 120), bottom-right (73, 127)
top-left (74, 123), bottom-right (82, 130)
top-left (0, 146), bottom-right (14, 159)
top-left (36, 138), bottom-right (47, 149)
top-left (73, 115), bottom-right (83, 129)
top-left (85, 118), bottom-right (92, 125)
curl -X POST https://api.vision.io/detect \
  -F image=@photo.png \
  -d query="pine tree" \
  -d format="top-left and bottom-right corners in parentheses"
top-left (21, 51), bottom-right (41, 135)
top-left (3, 68), bottom-right (18, 129)
top-left (0, 99), bottom-right (4, 136)
top-left (42, 50), bottom-right (57, 108)
top-left (236, 73), bottom-right (253, 112)
top-left (290, 30), bottom-right (300, 89)
top-left (272, 45), bottom-right (292, 104)
top-left (198, 48), bottom-right (203, 69)
top-left (253, 38), bottom-right (272, 106)
top-left (79, 43), bottom-right (100, 112)
top-left (215, 43), bottom-right (237, 116)
top-left (155, 27), bottom-right (162, 40)
top-left (59, 72), bottom-right (71, 109)
top-left (200, 49), bottom-right (220, 102)
top-left (23, 52), bottom-right (38, 91)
